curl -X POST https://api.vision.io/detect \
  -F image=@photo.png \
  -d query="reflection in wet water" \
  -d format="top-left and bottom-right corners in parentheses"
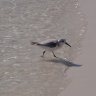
top-left (0, 0), bottom-right (87, 96)
top-left (45, 57), bottom-right (82, 73)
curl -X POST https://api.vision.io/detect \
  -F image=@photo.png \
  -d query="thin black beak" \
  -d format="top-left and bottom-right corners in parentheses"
top-left (65, 42), bottom-right (71, 47)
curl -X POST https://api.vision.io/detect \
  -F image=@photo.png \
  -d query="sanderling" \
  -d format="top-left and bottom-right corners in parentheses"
top-left (31, 39), bottom-right (71, 58)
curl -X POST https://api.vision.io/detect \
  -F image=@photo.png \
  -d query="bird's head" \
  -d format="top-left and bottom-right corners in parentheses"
top-left (58, 39), bottom-right (71, 47)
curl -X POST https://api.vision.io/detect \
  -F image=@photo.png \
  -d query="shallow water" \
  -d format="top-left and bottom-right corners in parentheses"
top-left (0, 0), bottom-right (87, 96)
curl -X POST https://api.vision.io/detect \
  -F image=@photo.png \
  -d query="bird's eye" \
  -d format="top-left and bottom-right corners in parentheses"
top-left (59, 39), bottom-right (65, 43)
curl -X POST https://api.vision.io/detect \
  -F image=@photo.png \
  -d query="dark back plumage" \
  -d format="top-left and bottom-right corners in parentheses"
top-left (43, 41), bottom-right (58, 48)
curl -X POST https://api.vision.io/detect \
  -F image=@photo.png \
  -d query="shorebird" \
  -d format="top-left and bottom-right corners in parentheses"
top-left (31, 39), bottom-right (71, 58)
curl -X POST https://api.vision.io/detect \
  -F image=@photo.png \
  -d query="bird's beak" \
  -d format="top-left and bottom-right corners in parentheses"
top-left (65, 42), bottom-right (71, 47)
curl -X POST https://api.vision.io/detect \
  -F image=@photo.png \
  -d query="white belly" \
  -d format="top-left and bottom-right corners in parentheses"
top-left (40, 45), bottom-right (63, 51)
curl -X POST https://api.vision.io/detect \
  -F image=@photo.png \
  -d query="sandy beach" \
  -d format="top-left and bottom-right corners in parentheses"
top-left (0, 0), bottom-right (95, 96)
top-left (60, 0), bottom-right (96, 96)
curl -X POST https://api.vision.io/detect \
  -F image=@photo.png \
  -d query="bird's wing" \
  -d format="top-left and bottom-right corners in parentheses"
top-left (42, 41), bottom-right (58, 48)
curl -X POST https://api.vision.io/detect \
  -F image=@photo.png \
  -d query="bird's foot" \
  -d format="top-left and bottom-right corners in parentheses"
top-left (53, 55), bottom-right (58, 58)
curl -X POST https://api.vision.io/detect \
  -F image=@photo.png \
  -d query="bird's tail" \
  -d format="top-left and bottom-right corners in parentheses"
top-left (31, 41), bottom-right (41, 45)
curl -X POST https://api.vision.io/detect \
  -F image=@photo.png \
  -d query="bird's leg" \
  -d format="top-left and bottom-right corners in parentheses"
top-left (52, 51), bottom-right (57, 58)
top-left (64, 67), bottom-right (69, 73)
top-left (41, 50), bottom-right (46, 57)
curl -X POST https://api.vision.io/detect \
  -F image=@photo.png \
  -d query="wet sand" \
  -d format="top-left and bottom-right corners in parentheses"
top-left (60, 0), bottom-right (96, 96)
top-left (0, 0), bottom-right (87, 96)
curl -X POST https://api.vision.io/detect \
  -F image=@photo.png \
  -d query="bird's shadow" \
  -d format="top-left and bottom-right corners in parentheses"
top-left (44, 57), bottom-right (82, 73)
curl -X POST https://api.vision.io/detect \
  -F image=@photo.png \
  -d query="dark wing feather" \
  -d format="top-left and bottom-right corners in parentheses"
top-left (42, 41), bottom-right (58, 48)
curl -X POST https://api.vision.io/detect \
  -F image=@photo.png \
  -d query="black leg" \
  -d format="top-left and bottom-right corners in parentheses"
top-left (64, 67), bottom-right (69, 73)
top-left (41, 50), bottom-right (46, 57)
top-left (52, 51), bottom-right (57, 58)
